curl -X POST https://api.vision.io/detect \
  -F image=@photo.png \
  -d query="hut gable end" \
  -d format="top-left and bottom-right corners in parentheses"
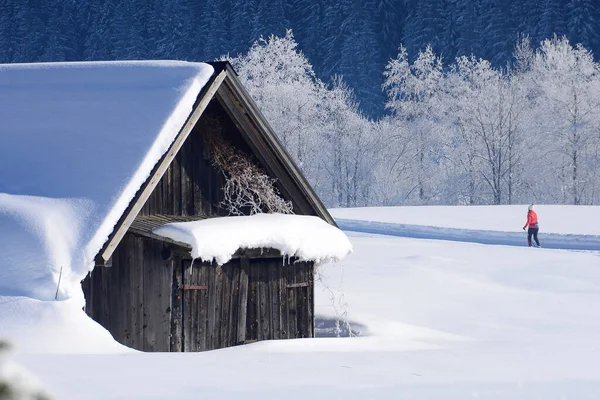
top-left (97, 62), bottom-right (333, 266)
top-left (82, 62), bottom-right (338, 353)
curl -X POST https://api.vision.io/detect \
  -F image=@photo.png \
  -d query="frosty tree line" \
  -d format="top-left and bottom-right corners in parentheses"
top-left (229, 32), bottom-right (600, 207)
top-left (2, 0), bottom-right (599, 207)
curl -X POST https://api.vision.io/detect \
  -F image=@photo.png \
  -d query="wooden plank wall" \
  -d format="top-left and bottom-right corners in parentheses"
top-left (83, 234), bottom-right (173, 352)
top-left (140, 107), bottom-right (230, 218)
top-left (177, 258), bottom-right (247, 351)
top-left (139, 99), bottom-right (295, 220)
top-left (245, 259), bottom-right (314, 343)
top-left (166, 256), bottom-right (314, 352)
top-left (84, 248), bottom-right (315, 352)
top-left (83, 101), bottom-right (317, 352)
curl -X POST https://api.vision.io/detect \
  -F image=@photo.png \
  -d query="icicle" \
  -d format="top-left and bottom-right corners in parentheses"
top-left (190, 257), bottom-right (197, 276)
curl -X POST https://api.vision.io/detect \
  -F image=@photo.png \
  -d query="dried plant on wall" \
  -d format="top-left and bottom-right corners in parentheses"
top-left (202, 117), bottom-right (293, 216)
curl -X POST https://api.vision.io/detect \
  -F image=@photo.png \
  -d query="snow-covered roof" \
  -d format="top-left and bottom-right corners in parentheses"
top-left (0, 61), bottom-right (214, 301)
top-left (152, 213), bottom-right (353, 266)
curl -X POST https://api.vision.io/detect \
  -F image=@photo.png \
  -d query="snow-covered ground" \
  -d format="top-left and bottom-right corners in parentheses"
top-left (2, 205), bottom-right (600, 399)
top-left (331, 205), bottom-right (600, 250)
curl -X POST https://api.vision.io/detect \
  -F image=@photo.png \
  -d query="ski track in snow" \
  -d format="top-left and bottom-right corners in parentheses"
top-left (336, 218), bottom-right (600, 251)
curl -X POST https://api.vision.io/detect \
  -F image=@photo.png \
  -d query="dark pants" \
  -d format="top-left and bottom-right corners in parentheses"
top-left (527, 228), bottom-right (540, 247)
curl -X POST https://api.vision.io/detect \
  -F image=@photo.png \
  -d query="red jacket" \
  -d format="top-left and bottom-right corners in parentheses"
top-left (523, 210), bottom-right (539, 229)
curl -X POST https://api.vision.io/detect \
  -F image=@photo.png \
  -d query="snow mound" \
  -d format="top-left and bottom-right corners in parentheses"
top-left (0, 61), bottom-right (214, 301)
top-left (0, 296), bottom-right (128, 355)
top-left (153, 213), bottom-right (353, 265)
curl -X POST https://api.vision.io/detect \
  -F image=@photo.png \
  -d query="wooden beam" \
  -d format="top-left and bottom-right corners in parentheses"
top-left (127, 226), bottom-right (192, 250)
top-left (178, 284), bottom-right (208, 291)
top-left (286, 282), bottom-right (309, 288)
top-left (99, 70), bottom-right (227, 262)
top-left (223, 67), bottom-right (334, 225)
top-left (214, 88), bottom-right (300, 211)
top-left (215, 69), bottom-right (335, 225)
top-left (94, 255), bottom-right (113, 268)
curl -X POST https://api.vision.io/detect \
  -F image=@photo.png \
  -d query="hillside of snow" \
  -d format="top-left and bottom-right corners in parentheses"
top-left (2, 205), bottom-right (600, 399)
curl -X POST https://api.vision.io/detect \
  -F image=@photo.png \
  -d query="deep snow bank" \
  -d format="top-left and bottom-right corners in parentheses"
top-left (0, 296), bottom-right (128, 354)
top-left (0, 61), bottom-right (214, 300)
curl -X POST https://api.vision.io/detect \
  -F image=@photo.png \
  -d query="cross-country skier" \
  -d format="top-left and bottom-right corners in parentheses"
top-left (522, 204), bottom-right (541, 247)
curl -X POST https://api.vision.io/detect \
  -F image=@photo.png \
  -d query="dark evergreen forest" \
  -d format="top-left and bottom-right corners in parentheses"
top-left (1, 0), bottom-right (599, 117)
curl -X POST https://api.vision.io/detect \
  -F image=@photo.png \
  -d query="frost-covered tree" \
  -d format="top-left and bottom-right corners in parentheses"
top-left (444, 57), bottom-right (527, 204)
top-left (383, 45), bottom-right (445, 203)
top-left (319, 77), bottom-right (376, 207)
top-left (378, 35), bottom-right (600, 206)
top-left (226, 31), bottom-right (377, 207)
top-left (228, 31), bottom-right (323, 171)
top-left (530, 36), bottom-right (600, 204)
top-left (441, 66), bottom-right (484, 204)
top-left (226, 31), bottom-right (328, 198)
top-left (368, 117), bottom-right (416, 205)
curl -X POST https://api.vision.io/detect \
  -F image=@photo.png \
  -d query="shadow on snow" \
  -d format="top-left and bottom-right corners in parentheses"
top-left (314, 315), bottom-right (367, 337)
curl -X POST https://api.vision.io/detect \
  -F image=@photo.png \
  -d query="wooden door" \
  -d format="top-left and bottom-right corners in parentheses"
top-left (172, 258), bottom-right (249, 351)
top-left (245, 259), bottom-right (314, 342)
top-left (180, 259), bottom-right (209, 351)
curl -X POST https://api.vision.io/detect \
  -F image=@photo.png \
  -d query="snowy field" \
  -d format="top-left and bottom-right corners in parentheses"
top-left (331, 204), bottom-right (600, 250)
top-left (3, 205), bottom-right (600, 399)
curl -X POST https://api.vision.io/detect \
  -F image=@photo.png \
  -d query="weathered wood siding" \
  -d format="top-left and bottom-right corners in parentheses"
top-left (83, 100), bottom-right (316, 352)
top-left (140, 107), bottom-right (228, 218)
top-left (170, 256), bottom-right (314, 352)
top-left (245, 258), bottom-right (314, 342)
top-left (139, 100), bottom-right (296, 219)
top-left (83, 233), bottom-right (173, 351)
top-left (83, 233), bottom-right (315, 352)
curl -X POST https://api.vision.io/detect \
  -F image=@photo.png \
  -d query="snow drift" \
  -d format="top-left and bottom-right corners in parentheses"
top-left (152, 213), bottom-right (353, 265)
top-left (0, 61), bottom-right (214, 301)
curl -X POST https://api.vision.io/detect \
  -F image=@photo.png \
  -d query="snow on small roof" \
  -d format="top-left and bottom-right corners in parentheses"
top-left (0, 61), bottom-right (214, 301)
top-left (152, 214), bottom-right (353, 266)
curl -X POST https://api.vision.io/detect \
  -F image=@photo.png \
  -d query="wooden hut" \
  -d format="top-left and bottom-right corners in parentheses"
top-left (81, 62), bottom-right (336, 352)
